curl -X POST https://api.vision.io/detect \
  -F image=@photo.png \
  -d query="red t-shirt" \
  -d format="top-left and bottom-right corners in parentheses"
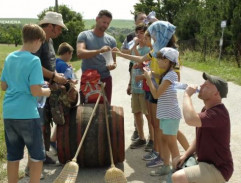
top-left (197, 104), bottom-right (233, 181)
top-left (142, 63), bottom-right (150, 91)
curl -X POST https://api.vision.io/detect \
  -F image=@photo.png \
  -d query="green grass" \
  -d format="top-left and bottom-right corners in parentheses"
top-left (0, 44), bottom-right (21, 167)
top-left (0, 18), bottom-right (134, 29)
top-left (181, 50), bottom-right (241, 85)
top-left (84, 19), bottom-right (134, 29)
top-left (0, 18), bottom-right (38, 25)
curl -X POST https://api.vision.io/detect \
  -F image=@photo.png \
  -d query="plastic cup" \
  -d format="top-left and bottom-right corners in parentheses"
top-left (101, 51), bottom-right (114, 66)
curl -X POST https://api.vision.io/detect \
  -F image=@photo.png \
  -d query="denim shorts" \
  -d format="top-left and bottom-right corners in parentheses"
top-left (38, 108), bottom-right (44, 126)
top-left (4, 118), bottom-right (45, 161)
top-left (145, 91), bottom-right (157, 104)
top-left (159, 119), bottom-right (180, 135)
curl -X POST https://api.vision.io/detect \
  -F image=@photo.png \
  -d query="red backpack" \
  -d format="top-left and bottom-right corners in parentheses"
top-left (80, 69), bottom-right (104, 103)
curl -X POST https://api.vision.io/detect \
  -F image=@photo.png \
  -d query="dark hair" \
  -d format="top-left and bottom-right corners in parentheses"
top-left (97, 10), bottom-right (112, 19)
top-left (134, 12), bottom-right (145, 22)
top-left (135, 23), bottom-right (147, 33)
top-left (22, 24), bottom-right (46, 43)
top-left (57, 42), bottom-right (74, 55)
top-left (167, 35), bottom-right (179, 49)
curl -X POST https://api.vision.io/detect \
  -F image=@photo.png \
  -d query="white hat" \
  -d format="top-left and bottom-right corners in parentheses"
top-left (160, 47), bottom-right (179, 64)
top-left (39, 11), bottom-right (68, 30)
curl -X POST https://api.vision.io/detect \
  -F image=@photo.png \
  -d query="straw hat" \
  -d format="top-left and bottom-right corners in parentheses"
top-left (39, 11), bottom-right (68, 30)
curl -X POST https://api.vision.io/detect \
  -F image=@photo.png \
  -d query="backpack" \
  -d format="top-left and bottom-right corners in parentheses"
top-left (80, 69), bottom-right (104, 104)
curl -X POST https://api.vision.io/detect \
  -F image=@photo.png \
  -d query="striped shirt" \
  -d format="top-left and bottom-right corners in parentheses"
top-left (156, 70), bottom-right (182, 119)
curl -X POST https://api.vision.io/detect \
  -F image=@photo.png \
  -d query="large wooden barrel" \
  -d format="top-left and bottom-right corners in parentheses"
top-left (57, 104), bottom-right (125, 167)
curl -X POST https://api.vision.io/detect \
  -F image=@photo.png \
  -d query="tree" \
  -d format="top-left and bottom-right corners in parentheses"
top-left (38, 5), bottom-right (85, 58)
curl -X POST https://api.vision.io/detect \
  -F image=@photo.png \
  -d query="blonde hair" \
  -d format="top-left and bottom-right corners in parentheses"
top-left (22, 24), bottom-right (46, 43)
top-left (57, 42), bottom-right (74, 55)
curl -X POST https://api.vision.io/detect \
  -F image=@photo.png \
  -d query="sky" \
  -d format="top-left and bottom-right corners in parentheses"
top-left (0, 0), bottom-right (139, 20)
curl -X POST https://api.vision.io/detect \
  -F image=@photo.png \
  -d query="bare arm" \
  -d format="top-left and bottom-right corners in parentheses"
top-left (30, 85), bottom-right (51, 97)
top-left (42, 67), bottom-right (67, 84)
top-left (1, 81), bottom-right (8, 91)
top-left (145, 72), bottom-right (171, 99)
top-left (112, 47), bottom-right (149, 63)
top-left (174, 139), bottom-right (196, 169)
top-left (183, 86), bottom-right (202, 127)
top-left (77, 42), bottom-right (111, 59)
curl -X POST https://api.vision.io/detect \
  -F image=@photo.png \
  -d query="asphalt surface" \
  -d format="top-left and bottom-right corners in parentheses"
top-left (8, 57), bottom-right (241, 183)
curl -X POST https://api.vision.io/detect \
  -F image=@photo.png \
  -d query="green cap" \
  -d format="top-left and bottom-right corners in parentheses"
top-left (203, 72), bottom-right (228, 98)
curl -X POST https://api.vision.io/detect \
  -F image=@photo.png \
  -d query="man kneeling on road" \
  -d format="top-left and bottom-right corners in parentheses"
top-left (172, 72), bottom-right (233, 183)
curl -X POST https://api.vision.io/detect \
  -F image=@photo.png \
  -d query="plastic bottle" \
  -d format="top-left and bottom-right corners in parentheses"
top-left (127, 40), bottom-right (135, 50)
top-left (64, 67), bottom-right (73, 79)
top-left (172, 82), bottom-right (200, 93)
top-left (37, 83), bottom-right (48, 108)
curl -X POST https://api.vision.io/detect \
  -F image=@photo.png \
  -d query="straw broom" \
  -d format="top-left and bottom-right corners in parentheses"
top-left (103, 88), bottom-right (127, 183)
top-left (54, 83), bottom-right (105, 183)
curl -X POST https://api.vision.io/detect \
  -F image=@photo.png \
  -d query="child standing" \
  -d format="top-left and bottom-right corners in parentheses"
top-left (129, 24), bottom-right (152, 149)
top-left (144, 47), bottom-right (181, 176)
top-left (56, 42), bottom-right (77, 82)
top-left (1, 24), bottom-right (51, 183)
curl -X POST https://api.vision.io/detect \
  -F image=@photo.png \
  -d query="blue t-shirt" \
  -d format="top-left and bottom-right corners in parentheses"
top-left (1, 51), bottom-right (44, 119)
top-left (77, 30), bottom-right (116, 79)
top-left (131, 45), bottom-right (150, 94)
top-left (56, 58), bottom-right (74, 79)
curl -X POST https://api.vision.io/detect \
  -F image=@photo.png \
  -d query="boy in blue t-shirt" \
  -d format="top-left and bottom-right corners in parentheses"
top-left (1, 24), bottom-right (51, 183)
top-left (56, 42), bottom-right (77, 83)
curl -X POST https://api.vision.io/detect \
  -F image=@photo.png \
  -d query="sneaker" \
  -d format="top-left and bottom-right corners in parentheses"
top-left (150, 165), bottom-right (171, 176)
top-left (146, 156), bottom-right (164, 168)
top-left (143, 150), bottom-right (158, 161)
top-left (25, 166), bottom-right (44, 180)
top-left (50, 141), bottom-right (57, 152)
top-left (130, 139), bottom-right (146, 149)
top-left (44, 154), bottom-right (56, 164)
top-left (131, 130), bottom-right (139, 141)
top-left (144, 140), bottom-right (154, 152)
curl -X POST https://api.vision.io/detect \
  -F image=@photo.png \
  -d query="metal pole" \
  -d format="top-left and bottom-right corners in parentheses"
top-left (55, 0), bottom-right (58, 12)
top-left (218, 28), bottom-right (224, 65)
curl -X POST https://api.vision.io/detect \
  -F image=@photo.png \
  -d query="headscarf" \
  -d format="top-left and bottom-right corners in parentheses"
top-left (147, 21), bottom-right (176, 57)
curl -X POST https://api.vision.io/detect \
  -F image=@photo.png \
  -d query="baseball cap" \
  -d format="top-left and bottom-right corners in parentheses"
top-left (160, 47), bottom-right (179, 64)
top-left (203, 72), bottom-right (228, 98)
top-left (39, 11), bottom-right (68, 30)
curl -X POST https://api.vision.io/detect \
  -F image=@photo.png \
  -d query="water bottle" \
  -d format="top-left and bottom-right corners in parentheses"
top-left (172, 82), bottom-right (200, 93)
top-left (64, 67), bottom-right (73, 79)
top-left (127, 40), bottom-right (135, 50)
top-left (37, 83), bottom-right (48, 108)
top-left (144, 11), bottom-right (157, 25)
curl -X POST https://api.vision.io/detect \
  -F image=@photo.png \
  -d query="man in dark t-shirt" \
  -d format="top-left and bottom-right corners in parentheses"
top-left (172, 72), bottom-right (233, 183)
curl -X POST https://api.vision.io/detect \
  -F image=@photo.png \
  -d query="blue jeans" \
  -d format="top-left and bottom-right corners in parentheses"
top-left (4, 118), bottom-right (45, 161)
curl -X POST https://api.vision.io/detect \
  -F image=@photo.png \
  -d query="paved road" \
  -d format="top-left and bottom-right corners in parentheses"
top-left (15, 57), bottom-right (240, 183)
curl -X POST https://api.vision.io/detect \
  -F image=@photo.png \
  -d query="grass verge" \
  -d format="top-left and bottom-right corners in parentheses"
top-left (181, 50), bottom-right (241, 85)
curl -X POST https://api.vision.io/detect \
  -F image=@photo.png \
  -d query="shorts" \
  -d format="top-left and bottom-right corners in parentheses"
top-left (184, 162), bottom-right (226, 183)
top-left (131, 93), bottom-right (148, 115)
top-left (145, 91), bottom-right (151, 100)
top-left (146, 91), bottom-right (157, 104)
top-left (159, 119), bottom-right (180, 135)
top-left (4, 118), bottom-right (45, 162)
top-left (38, 107), bottom-right (44, 126)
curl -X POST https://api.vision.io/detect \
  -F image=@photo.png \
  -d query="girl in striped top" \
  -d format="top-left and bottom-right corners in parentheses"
top-left (144, 47), bottom-right (181, 176)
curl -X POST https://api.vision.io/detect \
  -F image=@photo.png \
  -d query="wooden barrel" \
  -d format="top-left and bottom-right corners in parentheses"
top-left (57, 104), bottom-right (125, 167)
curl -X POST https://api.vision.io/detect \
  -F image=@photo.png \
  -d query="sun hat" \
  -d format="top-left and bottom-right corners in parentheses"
top-left (159, 47), bottom-right (179, 64)
top-left (147, 21), bottom-right (176, 57)
top-left (203, 72), bottom-right (228, 98)
top-left (39, 11), bottom-right (68, 30)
